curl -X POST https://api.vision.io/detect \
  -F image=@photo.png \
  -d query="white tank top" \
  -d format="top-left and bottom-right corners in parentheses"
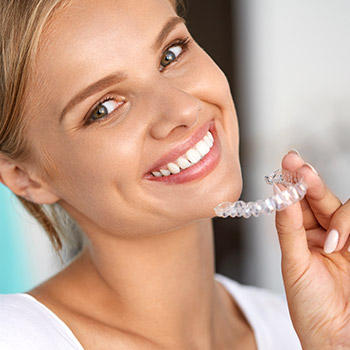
top-left (0, 274), bottom-right (302, 349)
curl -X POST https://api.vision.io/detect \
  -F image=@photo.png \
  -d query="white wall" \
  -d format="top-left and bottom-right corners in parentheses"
top-left (235, 0), bottom-right (350, 292)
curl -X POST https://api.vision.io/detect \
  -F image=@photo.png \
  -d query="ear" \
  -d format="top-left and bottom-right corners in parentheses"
top-left (0, 155), bottom-right (60, 204)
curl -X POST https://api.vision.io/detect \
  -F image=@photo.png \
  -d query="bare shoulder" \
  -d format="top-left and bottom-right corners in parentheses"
top-left (26, 249), bottom-right (93, 337)
top-left (25, 250), bottom-right (140, 350)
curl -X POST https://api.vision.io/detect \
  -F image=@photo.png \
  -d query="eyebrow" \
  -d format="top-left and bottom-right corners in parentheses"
top-left (59, 72), bottom-right (127, 123)
top-left (59, 16), bottom-right (186, 123)
top-left (151, 16), bottom-right (186, 51)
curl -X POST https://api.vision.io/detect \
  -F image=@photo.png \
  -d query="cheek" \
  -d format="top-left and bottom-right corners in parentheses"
top-left (37, 131), bottom-right (149, 234)
top-left (188, 47), bottom-right (233, 100)
top-left (191, 50), bottom-right (239, 150)
top-left (35, 126), bottom-right (141, 204)
top-left (182, 47), bottom-right (237, 130)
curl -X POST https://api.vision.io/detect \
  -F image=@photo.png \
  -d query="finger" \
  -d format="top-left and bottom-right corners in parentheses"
top-left (282, 151), bottom-right (342, 230)
top-left (299, 197), bottom-right (320, 230)
top-left (324, 199), bottom-right (350, 253)
top-left (275, 201), bottom-right (311, 269)
top-left (344, 236), bottom-right (350, 254)
top-left (281, 151), bottom-right (319, 229)
top-left (306, 227), bottom-right (327, 249)
top-left (297, 164), bottom-right (342, 229)
top-left (274, 175), bottom-right (319, 231)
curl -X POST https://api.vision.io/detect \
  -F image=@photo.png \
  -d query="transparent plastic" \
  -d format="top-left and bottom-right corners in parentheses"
top-left (214, 169), bottom-right (307, 219)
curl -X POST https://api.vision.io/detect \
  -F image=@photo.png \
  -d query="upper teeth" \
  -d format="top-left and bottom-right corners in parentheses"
top-left (151, 131), bottom-right (214, 177)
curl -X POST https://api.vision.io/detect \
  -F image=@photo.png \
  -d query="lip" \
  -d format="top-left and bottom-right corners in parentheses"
top-left (146, 120), bottom-right (214, 175)
top-left (144, 120), bottom-right (221, 184)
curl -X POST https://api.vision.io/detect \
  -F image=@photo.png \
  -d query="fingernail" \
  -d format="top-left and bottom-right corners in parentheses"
top-left (288, 149), bottom-right (301, 157)
top-left (304, 162), bottom-right (319, 176)
top-left (347, 245), bottom-right (350, 253)
top-left (324, 229), bottom-right (339, 254)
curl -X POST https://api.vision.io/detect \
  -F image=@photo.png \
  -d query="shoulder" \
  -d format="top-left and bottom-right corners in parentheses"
top-left (0, 293), bottom-right (83, 349)
top-left (215, 274), bottom-right (302, 350)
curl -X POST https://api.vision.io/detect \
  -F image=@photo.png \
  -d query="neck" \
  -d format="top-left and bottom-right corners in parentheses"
top-left (67, 219), bottom-right (236, 349)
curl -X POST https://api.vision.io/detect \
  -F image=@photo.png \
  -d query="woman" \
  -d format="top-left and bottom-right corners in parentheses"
top-left (0, 0), bottom-right (349, 349)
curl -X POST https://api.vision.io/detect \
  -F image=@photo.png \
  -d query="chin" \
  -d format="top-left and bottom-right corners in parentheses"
top-left (206, 179), bottom-right (242, 219)
top-left (185, 163), bottom-right (243, 221)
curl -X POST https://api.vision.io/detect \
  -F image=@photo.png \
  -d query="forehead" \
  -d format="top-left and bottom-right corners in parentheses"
top-left (42, 0), bottom-right (175, 55)
top-left (31, 0), bottom-right (176, 108)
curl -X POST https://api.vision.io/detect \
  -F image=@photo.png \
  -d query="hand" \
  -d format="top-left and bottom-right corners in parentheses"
top-left (275, 151), bottom-right (350, 350)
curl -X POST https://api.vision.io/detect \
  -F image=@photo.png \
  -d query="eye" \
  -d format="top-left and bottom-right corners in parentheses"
top-left (88, 99), bottom-right (123, 123)
top-left (159, 37), bottom-right (191, 71)
top-left (160, 45), bottom-right (183, 69)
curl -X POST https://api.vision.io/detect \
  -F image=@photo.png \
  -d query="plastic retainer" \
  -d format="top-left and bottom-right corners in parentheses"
top-left (214, 169), bottom-right (307, 219)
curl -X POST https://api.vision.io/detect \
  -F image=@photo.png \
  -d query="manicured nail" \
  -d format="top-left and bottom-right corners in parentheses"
top-left (288, 149), bottom-right (301, 157)
top-left (304, 162), bottom-right (319, 176)
top-left (324, 229), bottom-right (339, 254)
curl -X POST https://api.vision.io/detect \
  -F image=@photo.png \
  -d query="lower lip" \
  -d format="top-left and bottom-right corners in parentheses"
top-left (144, 125), bottom-right (221, 184)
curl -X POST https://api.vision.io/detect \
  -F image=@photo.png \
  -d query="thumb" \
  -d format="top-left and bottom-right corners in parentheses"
top-left (275, 202), bottom-right (311, 270)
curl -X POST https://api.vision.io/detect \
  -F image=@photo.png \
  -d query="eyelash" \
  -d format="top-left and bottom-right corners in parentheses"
top-left (159, 36), bottom-right (191, 71)
top-left (84, 95), bottom-right (122, 126)
top-left (84, 36), bottom-right (192, 126)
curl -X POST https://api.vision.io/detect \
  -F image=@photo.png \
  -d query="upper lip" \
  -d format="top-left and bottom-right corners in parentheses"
top-left (145, 119), bottom-right (214, 175)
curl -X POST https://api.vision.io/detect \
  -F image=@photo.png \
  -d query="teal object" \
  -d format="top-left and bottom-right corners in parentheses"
top-left (0, 185), bottom-right (32, 293)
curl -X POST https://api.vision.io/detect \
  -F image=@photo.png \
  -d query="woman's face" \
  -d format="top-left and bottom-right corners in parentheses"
top-left (26, 0), bottom-right (241, 238)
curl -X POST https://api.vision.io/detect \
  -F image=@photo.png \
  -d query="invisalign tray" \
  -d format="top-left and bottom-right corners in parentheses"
top-left (214, 169), bottom-right (307, 219)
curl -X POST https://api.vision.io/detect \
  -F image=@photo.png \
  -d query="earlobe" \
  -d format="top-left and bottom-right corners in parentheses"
top-left (0, 155), bottom-right (60, 204)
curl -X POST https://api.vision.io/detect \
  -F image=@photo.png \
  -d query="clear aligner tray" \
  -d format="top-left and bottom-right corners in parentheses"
top-left (214, 169), bottom-right (307, 219)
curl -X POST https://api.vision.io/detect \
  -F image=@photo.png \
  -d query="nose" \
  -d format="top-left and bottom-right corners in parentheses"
top-left (147, 80), bottom-right (201, 140)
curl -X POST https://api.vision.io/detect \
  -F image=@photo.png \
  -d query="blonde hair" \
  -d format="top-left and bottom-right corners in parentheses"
top-left (0, 0), bottom-right (185, 252)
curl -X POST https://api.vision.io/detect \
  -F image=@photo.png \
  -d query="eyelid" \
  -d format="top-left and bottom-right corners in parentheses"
top-left (163, 35), bottom-right (191, 52)
top-left (83, 95), bottom-right (123, 125)
top-left (159, 36), bottom-right (192, 71)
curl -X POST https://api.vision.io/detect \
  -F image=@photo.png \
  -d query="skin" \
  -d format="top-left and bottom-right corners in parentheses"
top-left (1, 0), bottom-right (251, 349)
top-left (1, 0), bottom-right (350, 349)
top-left (276, 152), bottom-right (350, 350)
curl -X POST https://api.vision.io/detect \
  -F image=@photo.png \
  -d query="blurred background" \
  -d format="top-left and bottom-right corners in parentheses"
top-left (1, 0), bottom-right (350, 294)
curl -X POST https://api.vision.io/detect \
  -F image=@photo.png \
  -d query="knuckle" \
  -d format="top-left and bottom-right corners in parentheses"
top-left (332, 203), bottom-right (350, 222)
top-left (275, 216), bottom-right (304, 236)
top-left (329, 201), bottom-right (350, 234)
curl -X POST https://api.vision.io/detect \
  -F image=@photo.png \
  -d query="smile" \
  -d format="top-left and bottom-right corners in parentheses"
top-left (145, 121), bottom-right (221, 184)
top-left (151, 131), bottom-right (214, 177)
